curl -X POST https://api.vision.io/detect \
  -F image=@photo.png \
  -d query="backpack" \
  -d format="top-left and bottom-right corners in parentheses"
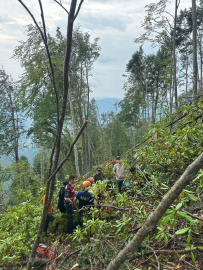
top-left (58, 186), bottom-right (65, 201)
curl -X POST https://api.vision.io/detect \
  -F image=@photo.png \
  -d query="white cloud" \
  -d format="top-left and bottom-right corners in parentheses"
top-left (0, 0), bottom-right (192, 98)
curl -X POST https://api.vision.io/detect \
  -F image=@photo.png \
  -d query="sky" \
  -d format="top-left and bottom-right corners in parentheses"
top-left (0, 0), bottom-right (191, 99)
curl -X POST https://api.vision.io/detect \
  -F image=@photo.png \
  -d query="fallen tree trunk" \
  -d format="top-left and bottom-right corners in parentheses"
top-left (106, 151), bottom-right (203, 270)
top-left (135, 246), bottom-right (203, 256)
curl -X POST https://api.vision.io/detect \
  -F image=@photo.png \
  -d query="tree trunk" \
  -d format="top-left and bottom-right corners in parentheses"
top-left (200, 36), bottom-right (203, 93)
top-left (40, 146), bottom-right (45, 180)
top-left (169, 41), bottom-right (173, 115)
top-left (173, 0), bottom-right (178, 108)
top-left (85, 127), bottom-right (90, 172)
top-left (8, 92), bottom-right (19, 163)
top-left (106, 151), bottom-right (203, 270)
top-left (82, 128), bottom-right (88, 173)
top-left (192, 0), bottom-right (198, 96)
top-left (142, 104), bottom-right (144, 137)
top-left (27, 1), bottom-right (78, 269)
top-left (152, 89), bottom-right (155, 124)
top-left (68, 87), bottom-right (80, 176)
top-left (197, 32), bottom-right (202, 94)
top-left (96, 109), bottom-right (108, 162)
top-left (186, 51), bottom-right (189, 95)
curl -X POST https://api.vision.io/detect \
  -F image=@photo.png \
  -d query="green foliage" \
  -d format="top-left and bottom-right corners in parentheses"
top-left (32, 149), bottom-right (50, 184)
top-left (0, 68), bottom-right (24, 160)
top-left (7, 159), bottom-right (40, 204)
top-left (0, 189), bottom-right (41, 264)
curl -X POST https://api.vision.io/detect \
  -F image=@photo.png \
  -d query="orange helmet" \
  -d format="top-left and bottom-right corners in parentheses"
top-left (82, 181), bottom-right (91, 188)
top-left (88, 177), bottom-right (94, 184)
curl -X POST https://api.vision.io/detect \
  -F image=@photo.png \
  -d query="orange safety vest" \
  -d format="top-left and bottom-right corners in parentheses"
top-left (41, 195), bottom-right (52, 214)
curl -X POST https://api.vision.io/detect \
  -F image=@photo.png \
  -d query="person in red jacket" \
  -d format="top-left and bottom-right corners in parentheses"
top-left (64, 175), bottom-right (76, 234)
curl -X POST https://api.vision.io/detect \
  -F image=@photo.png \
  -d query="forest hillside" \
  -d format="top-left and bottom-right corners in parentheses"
top-left (1, 100), bottom-right (203, 270)
top-left (1, 0), bottom-right (203, 269)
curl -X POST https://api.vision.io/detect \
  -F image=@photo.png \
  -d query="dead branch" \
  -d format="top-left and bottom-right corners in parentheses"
top-left (61, 248), bottom-right (82, 265)
top-left (53, 0), bottom-right (69, 14)
top-left (72, 0), bottom-right (84, 22)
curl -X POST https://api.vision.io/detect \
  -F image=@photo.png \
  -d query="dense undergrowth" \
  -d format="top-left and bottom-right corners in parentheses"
top-left (1, 100), bottom-right (203, 269)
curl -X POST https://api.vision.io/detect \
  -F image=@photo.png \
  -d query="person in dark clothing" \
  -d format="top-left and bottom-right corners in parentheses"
top-left (64, 175), bottom-right (76, 234)
top-left (93, 166), bottom-right (111, 187)
top-left (93, 167), bottom-right (104, 183)
top-left (74, 181), bottom-right (97, 227)
top-left (130, 166), bottom-right (136, 173)
top-left (57, 180), bottom-right (69, 213)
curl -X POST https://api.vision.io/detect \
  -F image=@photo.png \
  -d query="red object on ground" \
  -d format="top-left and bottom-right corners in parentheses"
top-left (35, 243), bottom-right (58, 259)
top-left (102, 206), bottom-right (109, 211)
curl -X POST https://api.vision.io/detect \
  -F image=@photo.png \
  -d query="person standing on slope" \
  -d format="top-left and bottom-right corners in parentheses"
top-left (64, 175), bottom-right (76, 234)
top-left (57, 180), bottom-right (69, 213)
top-left (113, 156), bottom-right (130, 193)
top-left (41, 195), bottom-right (58, 234)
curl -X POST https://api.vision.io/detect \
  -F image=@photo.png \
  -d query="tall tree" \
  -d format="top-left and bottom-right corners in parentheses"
top-left (173, 0), bottom-right (178, 108)
top-left (69, 27), bottom-right (100, 173)
top-left (192, 0), bottom-right (198, 96)
top-left (15, 1), bottom-right (86, 269)
top-left (14, 25), bottom-right (100, 175)
top-left (0, 68), bottom-right (24, 163)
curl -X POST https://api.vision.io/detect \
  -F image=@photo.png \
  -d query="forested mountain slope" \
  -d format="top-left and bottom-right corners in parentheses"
top-left (1, 0), bottom-right (203, 269)
top-left (0, 98), bottom-right (120, 167)
top-left (1, 100), bottom-right (203, 269)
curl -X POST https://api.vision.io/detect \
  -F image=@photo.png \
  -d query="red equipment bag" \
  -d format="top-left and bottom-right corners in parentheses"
top-left (35, 243), bottom-right (58, 259)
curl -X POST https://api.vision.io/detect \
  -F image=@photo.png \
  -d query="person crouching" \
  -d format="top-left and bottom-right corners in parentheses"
top-left (74, 181), bottom-right (97, 227)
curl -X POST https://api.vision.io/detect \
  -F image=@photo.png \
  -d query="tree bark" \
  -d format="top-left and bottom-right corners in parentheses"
top-left (7, 91), bottom-right (19, 163)
top-left (185, 51), bottom-right (189, 95)
top-left (151, 88), bottom-right (155, 124)
top-left (68, 86), bottom-right (80, 176)
top-left (200, 37), bottom-right (202, 93)
top-left (106, 151), bottom-right (203, 270)
top-left (173, 0), bottom-right (178, 108)
top-left (169, 44), bottom-right (173, 115)
top-left (192, 0), bottom-right (198, 96)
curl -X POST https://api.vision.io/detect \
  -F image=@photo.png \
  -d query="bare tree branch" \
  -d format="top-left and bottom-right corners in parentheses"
top-left (53, 0), bottom-right (69, 14)
top-left (38, 0), bottom-right (47, 43)
top-left (72, 0), bottom-right (84, 22)
top-left (61, 248), bottom-right (82, 265)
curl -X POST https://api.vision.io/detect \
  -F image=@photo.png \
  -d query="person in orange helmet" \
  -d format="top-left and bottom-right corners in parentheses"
top-left (87, 177), bottom-right (94, 185)
top-left (74, 181), bottom-right (97, 227)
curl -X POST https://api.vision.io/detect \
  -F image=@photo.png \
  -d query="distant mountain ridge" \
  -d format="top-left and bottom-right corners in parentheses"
top-left (0, 98), bottom-right (121, 166)
top-left (95, 98), bottom-right (121, 115)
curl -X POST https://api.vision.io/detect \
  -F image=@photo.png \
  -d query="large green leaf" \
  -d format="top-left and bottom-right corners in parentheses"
top-left (175, 227), bottom-right (189, 234)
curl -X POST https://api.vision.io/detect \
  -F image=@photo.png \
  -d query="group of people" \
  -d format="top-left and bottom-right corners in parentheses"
top-left (93, 156), bottom-right (131, 193)
top-left (42, 156), bottom-right (132, 234)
